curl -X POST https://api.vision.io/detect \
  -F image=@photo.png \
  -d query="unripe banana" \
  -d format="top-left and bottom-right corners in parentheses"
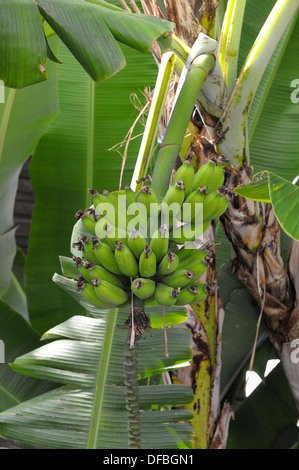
top-left (127, 229), bottom-right (149, 259)
top-left (202, 190), bottom-right (229, 222)
top-left (88, 189), bottom-right (110, 208)
top-left (93, 193), bottom-right (127, 232)
top-left (72, 235), bottom-right (98, 264)
top-left (131, 278), bottom-right (156, 300)
top-left (139, 245), bottom-right (157, 278)
top-left (160, 180), bottom-right (185, 218)
top-left (92, 238), bottom-right (122, 275)
top-left (178, 248), bottom-right (208, 269)
top-left (180, 186), bottom-right (207, 223)
top-left (192, 158), bottom-right (224, 192)
top-left (135, 185), bottom-right (160, 217)
top-left (185, 260), bottom-right (207, 283)
top-left (73, 257), bottom-right (94, 283)
top-left (172, 155), bottom-right (195, 198)
top-left (176, 241), bottom-right (198, 261)
top-left (126, 200), bottom-right (149, 235)
top-left (96, 218), bottom-right (127, 250)
top-left (75, 209), bottom-right (99, 235)
top-left (170, 220), bottom-right (210, 244)
top-left (157, 252), bottom-right (179, 275)
top-left (114, 241), bottom-right (139, 277)
top-left (80, 262), bottom-right (125, 288)
top-left (92, 277), bottom-right (128, 306)
top-left (154, 283), bottom-right (180, 306)
top-left (124, 185), bottom-right (137, 206)
top-left (209, 159), bottom-right (225, 192)
top-left (175, 284), bottom-right (207, 306)
top-left (149, 225), bottom-right (169, 263)
top-left (76, 277), bottom-right (113, 308)
top-left (161, 268), bottom-right (195, 288)
top-left (192, 160), bottom-right (214, 191)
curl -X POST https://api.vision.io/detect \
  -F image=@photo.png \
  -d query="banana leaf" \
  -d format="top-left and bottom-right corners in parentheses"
top-left (25, 39), bottom-right (159, 333)
top-left (240, 0), bottom-right (299, 181)
top-left (218, 263), bottom-right (267, 399)
top-left (235, 171), bottom-right (299, 241)
top-left (0, 43), bottom-right (59, 300)
top-left (0, 304), bottom-right (194, 449)
top-left (227, 363), bottom-right (298, 449)
top-left (0, 301), bottom-right (55, 414)
top-left (0, 0), bottom-right (47, 88)
top-left (0, 0), bottom-right (173, 88)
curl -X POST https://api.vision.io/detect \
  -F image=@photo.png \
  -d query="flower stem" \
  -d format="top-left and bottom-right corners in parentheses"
top-left (151, 52), bottom-right (216, 198)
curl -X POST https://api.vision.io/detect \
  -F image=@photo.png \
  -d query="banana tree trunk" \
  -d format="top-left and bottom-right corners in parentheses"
top-left (220, 167), bottom-right (299, 413)
top-left (143, 0), bottom-right (299, 445)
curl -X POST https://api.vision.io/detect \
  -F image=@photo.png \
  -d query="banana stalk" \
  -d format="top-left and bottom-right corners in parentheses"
top-left (151, 40), bottom-right (216, 198)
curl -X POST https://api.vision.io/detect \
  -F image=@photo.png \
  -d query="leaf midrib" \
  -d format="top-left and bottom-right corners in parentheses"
top-left (87, 307), bottom-right (118, 449)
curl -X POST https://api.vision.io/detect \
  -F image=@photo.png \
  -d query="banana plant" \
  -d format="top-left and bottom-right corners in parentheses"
top-left (0, 0), bottom-right (299, 450)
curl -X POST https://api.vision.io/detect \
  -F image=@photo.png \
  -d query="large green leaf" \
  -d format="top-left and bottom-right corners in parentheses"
top-left (37, 0), bottom-right (173, 82)
top-left (0, 43), bottom-right (59, 299)
top-left (0, 0), bottom-right (173, 88)
top-left (218, 263), bottom-right (267, 399)
top-left (25, 40), bottom-right (158, 333)
top-left (37, 0), bottom-right (126, 82)
top-left (0, 309), bottom-right (194, 449)
top-left (239, 0), bottom-right (299, 181)
top-left (234, 171), bottom-right (299, 241)
top-left (0, 0), bottom-right (47, 88)
top-left (227, 363), bottom-right (298, 449)
top-left (0, 301), bottom-right (54, 414)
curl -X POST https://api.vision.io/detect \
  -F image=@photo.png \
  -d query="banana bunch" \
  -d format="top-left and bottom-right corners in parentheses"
top-left (71, 155), bottom-right (228, 309)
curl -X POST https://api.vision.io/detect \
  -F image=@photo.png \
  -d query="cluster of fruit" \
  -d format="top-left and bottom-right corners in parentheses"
top-left (72, 156), bottom-right (229, 310)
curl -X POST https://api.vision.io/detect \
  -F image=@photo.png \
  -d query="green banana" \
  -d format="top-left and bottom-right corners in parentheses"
top-left (76, 277), bottom-right (113, 308)
top-left (154, 283), bottom-right (180, 306)
top-left (95, 218), bottom-right (127, 250)
top-left (202, 190), bottom-right (229, 222)
top-left (170, 220), bottom-right (210, 244)
top-left (175, 284), bottom-right (207, 306)
top-left (161, 268), bottom-right (195, 288)
top-left (73, 258), bottom-right (94, 283)
top-left (185, 260), bottom-right (207, 283)
top-left (93, 238), bottom-right (122, 275)
top-left (139, 245), bottom-right (157, 278)
top-left (149, 225), bottom-right (169, 263)
top-left (192, 158), bottom-right (225, 192)
top-left (93, 192), bottom-right (127, 232)
top-left (135, 185), bottom-right (160, 216)
top-left (157, 252), bottom-right (179, 275)
top-left (75, 209), bottom-right (99, 235)
top-left (95, 217), bottom-right (111, 240)
top-left (178, 248), bottom-right (209, 269)
top-left (88, 188), bottom-right (110, 209)
top-left (127, 228), bottom-right (149, 259)
top-left (86, 263), bottom-right (125, 288)
top-left (124, 185), bottom-right (137, 206)
top-left (180, 186), bottom-right (207, 223)
top-left (92, 277), bottom-right (128, 306)
top-left (176, 241), bottom-right (199, 261)
top-left (72, 236), bottom-right (98, 264)
top-left (126, 200), bottom-right (149, 235)
top-left (160, 180), bottom-right (185, 218)
top-left (114, 241), bottom-right (139, 277)
top-left (131, 278), bottom-right (156, 300)
top-left (172, 155), bottom-right (195, 198)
